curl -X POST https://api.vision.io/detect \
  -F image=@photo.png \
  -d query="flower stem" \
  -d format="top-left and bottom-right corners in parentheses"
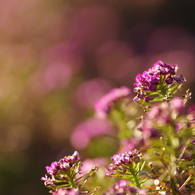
top-left (129, 165), bottom-right (141, 188)
top-left (66, 172), bottom-right (77, 188)
top-left (132, 171), bottom-right (141, 188)
top-left (170, 178), bottom-right (177, 195)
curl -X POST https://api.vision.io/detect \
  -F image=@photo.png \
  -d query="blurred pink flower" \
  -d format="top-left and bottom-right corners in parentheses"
top-left (29, 63), bottom-right (72, 95)
top-left (119, 138), bottom-right (144, 153)
top-left (94, 86), bottom-right (131, 119)
top-left (71, 117), bottom-right (112, 149)
top-left (170, 97), bottom-right (185, 112)
top-left (73, 78), bottom-right (111, 109)
top-left (81, 158), bottom-right (107, 175)
top-left (43, 62), bottom-right (72, 90)
top-left (147, 25), bottom-right (189, 53)
top-left (95, 41), bottom-right (135, 79)
top-left (52, 188), bottom-right (79, 195)
top-left (42, 42), bottom-right (83, 73)
top-left (69, 6), bottom-right (120, 52)
top-left (29, 42), bottom-right (83, 95)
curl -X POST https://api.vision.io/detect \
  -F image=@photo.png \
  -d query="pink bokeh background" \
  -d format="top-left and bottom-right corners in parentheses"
top-left (0, 0), bottom-right (195, 194)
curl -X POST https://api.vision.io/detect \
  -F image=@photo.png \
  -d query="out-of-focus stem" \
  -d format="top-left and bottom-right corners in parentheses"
top-left (129, 165), bottom-right (141, 188)
top-left (179, 175), bottom-right (192, 192)
top-left (66, 173), bottom-right (77, 188)
top-left (170, 178), bottom-right (178, 195)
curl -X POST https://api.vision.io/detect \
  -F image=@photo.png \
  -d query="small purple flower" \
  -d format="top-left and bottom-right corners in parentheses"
top-left (41, 174), bottom-right (55, 186)
top-left (94, 86), bottom-right (131, 118)
top-left (58, 160), bottom-right (70, 170)
top-left (165, 75), bottom-right (173, 84)
top-left (191, 134), bottom-right (195, 145)
top-left (104, 180), bottom-right (148, 195)
top-left (52, 188), bottom-right (80, 195)
top-left (113, 150), bottom-right (141, 166)
top-left (105, 163), bottom-right (117, 177)
top-left (144, 96), bottom-right (151, 103)
top-left (41, 151), bottom-right (81, 188)
top-left (150, 61), bottom-right (178, 75)
top-left (140, 98), bottom-right (187, 142)
top-left (134, 71), bottom-right (159, 92)
top-left (71, 151), bottom-right (80, 161)
top-left (133, 95), bottom-right (142, 102)
top-left (173, 75), bottom-right (185, 83)
top-left (46, 161), bottom-right (58, 175)
top-left (106, 149), bottom-right (142, 177)
top-left (133, 61), bottom-right (185, 104)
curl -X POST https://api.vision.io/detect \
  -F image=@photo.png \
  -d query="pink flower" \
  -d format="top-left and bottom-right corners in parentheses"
top-left (52, 189), bottom-right (80, 195)
top-left (71, 117), bottom-right (112, 149)
top-left (94, 86), bottom-right (131, 118)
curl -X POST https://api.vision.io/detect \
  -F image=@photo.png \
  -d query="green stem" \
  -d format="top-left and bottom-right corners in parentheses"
top-left (129, 165), bottom-right (141, 188)
top-left (109, 108), bottom-right (133, 139)
top-left (67, 173), bottom-right (77, 188)
top-left (159, 75), bottom-right (167, 96)
top-left (177, 139), bottom-right (191, 163)
top-left (132, 171), bottom-right (141, 188)
top-left (169, 83), bottom-right (182, 95)
top-left (170, 177), bottom-right (177, 195)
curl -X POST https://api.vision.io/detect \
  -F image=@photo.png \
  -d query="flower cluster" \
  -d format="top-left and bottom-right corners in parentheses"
top-left (134, 61), bottom-right (185, 105)
top-left (105, 149), bottom-right (144, 188)
top-left (42, 61), bottom-right (195, 195)
top-left (52, 188), bottom-right (80, 195)
top-left (140, 96), bottom-right (195, 141)
top-left (140, 97), bottom-right (185, 139)
top-left (104, 180), bottom-right (147, 195)
top-left (71, 117), bottom-right (112, 149)
top-left (94, 86), bottom-right (131, 118)
top-left (41, 151), bottom-right (81, 192)
top-left (110, 150), bottom-right (141, 167)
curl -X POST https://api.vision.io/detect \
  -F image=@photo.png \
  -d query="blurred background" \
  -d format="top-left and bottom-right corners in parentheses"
top-left (0, 0), bottom-right (195, 194)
